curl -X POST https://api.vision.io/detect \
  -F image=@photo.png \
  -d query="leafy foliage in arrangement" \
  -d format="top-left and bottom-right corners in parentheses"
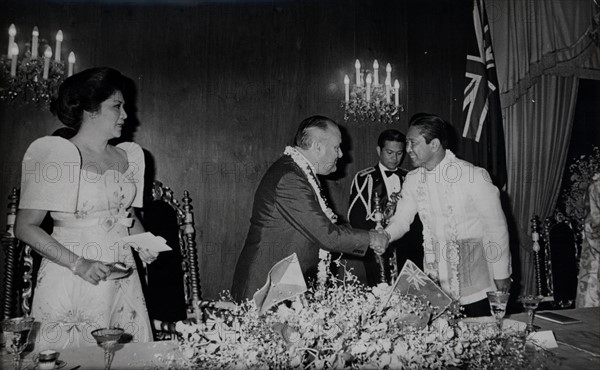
top-left (561, 146), bottom-right (600, 228)
top-left (0, 47), bottom-right (65, 109)
top-left (342, 84), bottom-right (402, 124)
top-left (161, 264), bottom-right (554, 370)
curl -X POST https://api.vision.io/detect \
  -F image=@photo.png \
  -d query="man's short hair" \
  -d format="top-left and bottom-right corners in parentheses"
top-left (294, 115), bottom-right (337, 149)
top-left (377, 129), bottom-right (406, 149)
top-left (409, 113), bottom-right (450, 149)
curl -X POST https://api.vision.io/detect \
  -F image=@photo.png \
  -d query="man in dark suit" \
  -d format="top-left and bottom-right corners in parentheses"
top-left (346, 129), bottom-right (423, 286)
top-left (232, 116), bottom-right (390, 301)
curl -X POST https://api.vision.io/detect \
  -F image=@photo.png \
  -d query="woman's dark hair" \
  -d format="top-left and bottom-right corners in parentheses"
top-left (409, 113), bottom-right (450, 149)
top-left (50, 67), bottom-right (125, 131)
top-left (51, 127), bottom-right (77, 139)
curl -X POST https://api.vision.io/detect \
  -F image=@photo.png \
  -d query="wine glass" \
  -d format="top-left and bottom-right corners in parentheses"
top-left (91, 328), bottom-right (124, 370)
top-left (520, 294), bottom-right (543, 333)
top-left (486, 291), bottom-right (510, 332)
top-left (1, 316), bottom-right (35, 370)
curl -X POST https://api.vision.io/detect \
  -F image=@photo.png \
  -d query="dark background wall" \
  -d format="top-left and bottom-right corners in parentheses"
top-left (0, 0), bottom-right (471, 299)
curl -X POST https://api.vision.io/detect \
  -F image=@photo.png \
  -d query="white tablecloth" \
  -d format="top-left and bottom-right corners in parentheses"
top-left (2, 307), bottom-right (598, 369)
top-left (2, 340), bottom-right (181, 370)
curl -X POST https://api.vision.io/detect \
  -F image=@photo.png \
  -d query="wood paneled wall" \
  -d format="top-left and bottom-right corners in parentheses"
top-left (0, 0), bottom-right (470, 299)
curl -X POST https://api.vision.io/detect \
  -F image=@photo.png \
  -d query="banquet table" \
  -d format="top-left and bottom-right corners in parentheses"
top-left (508, 307), bottom-right (600, 369)
top-left (1, 307), bottom-right (599, 369)
top-left (1, 340), bottom-right (182, 370)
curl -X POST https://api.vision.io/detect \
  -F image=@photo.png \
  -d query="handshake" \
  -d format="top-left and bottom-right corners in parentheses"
top-left (368, 229), bottom-right (391, 255)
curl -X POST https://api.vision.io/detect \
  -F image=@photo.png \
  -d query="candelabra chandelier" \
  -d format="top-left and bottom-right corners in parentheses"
top-left (1, 24), bottom-right (76, 109)
top-left (341, 59), bottom-right (404, 124)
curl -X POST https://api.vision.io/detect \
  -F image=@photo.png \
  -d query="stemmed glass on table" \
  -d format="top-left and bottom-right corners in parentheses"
top-left (487, 291), bottom-right (510, 332)
top-left (519, 295), bottom-right (543, 333)
top-left (1, 316), bottom-right (35, 370)
top-left (91, 328), bottom-right (124, 370)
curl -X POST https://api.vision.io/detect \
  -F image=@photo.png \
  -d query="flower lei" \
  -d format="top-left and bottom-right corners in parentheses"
top-left (283, 146), bottom-right (338, 287)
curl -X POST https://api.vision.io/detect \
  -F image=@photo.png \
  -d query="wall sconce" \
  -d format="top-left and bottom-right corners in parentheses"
top-left (341, 59), bottom-right (404, 124)
top-left (0, 24), bottom-right (75, 109)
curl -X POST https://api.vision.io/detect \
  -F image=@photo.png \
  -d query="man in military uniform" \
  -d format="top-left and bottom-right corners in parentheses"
top-left (346, 129), bottom-right (423, 286)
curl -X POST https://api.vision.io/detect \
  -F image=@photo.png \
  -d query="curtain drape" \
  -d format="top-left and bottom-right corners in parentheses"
top-left (504, 75), bottom-right (579, 291)
top-left (487, 0), bottom-right (600, 294)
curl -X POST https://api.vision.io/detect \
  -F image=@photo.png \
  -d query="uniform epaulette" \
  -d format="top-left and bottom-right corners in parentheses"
top-left (357, 167), bottom-right (376, 177)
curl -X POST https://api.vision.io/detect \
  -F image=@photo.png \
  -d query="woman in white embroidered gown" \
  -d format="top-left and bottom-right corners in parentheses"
top-left (15, 67), bottom-right (157, 350)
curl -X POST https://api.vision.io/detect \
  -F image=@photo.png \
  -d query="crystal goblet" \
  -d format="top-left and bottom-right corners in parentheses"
top-left (520, 295), bottom-right (543, 333)
top-left (1, 316), bottom-right (35, 370)
top-left (487, 291), bottom-right (510, 332)
top-left (90, 328), bottom-right (124, 370)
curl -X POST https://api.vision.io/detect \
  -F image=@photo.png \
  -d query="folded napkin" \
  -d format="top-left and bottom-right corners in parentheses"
top-left (121, 232), bottom-right (172, 253)
top-left (105, 262), bottom-right (133, 280)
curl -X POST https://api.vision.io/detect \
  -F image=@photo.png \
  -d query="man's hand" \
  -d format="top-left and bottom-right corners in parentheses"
top-left (494, 277), bottom-right (512, 293)
top-left (369, 230), bottom-right (390, 255)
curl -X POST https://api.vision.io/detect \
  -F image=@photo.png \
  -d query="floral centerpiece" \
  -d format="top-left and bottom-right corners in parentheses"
top-left (165, 260), bottom-right (553, 370)
top-left (561, 146), bottom-right (600, 227)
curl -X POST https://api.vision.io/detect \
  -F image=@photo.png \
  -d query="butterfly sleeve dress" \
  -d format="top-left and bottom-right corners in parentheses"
top-left (19, 136), bottom-right (152, 350)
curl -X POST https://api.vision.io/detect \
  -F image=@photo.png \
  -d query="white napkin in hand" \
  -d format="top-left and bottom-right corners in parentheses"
top-left (122, 232), bottom-right (172, 253)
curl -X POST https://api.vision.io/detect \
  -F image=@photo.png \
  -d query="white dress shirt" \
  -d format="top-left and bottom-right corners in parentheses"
top-left (385, 150), bottom-right (511, 305)
top-left (379, 162), bottom-right (401, 195)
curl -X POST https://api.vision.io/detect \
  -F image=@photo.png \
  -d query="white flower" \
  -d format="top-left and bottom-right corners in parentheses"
top-left (182, 347), bottom-right (195, 359)
top-left (379, 353), bottom-right (392, 366)
top-left (432, 318), bottom-right (454, 340)
top-left (379, 338), bottom-right (392, 352)
top-left (290, 354), bottom-right (302, 367)
top-left (371, 283), bottom-right (390, 298)
top-left (351, 343), bottom-right (368, 355)
top-left (454, 342), bottom-right (464, 354)
top-left (360, 332), bottom-right (372, 341)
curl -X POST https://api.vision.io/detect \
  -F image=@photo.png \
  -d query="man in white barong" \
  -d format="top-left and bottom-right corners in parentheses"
top-left (383, 113), bottom-right (511, 317)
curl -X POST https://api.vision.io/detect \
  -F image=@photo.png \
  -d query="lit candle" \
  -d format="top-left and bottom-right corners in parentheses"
top-left (8, 24), bottom-right (16, 57)
top-left (344, 74), bottom-right (350, 103)
top-left (373, 60), bottom-right (379, 86)
top-left (68, 51), bottom-right (75, 76)
top-left (43, 46), bottom-right (52, 79)
top-left (385, 76), bottom-right (391, 103)
top-left (355, 59), bottom-right (361, 86)
top-left (55, 30), bottom-right (63, 62)
top-left (386, 63), bottom-right (392, 84)
top-left (366, 73), bottom-right (372, 102)
top-left (10, 43), bottom-right (18, 77)
top-left (31, 26), bottom-right (39, 59)
top-left (394, 79), bottom-right (400, 106)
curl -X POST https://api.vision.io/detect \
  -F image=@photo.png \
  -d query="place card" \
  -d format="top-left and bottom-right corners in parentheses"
top-left (527, 330), bottom-right (558, 349)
